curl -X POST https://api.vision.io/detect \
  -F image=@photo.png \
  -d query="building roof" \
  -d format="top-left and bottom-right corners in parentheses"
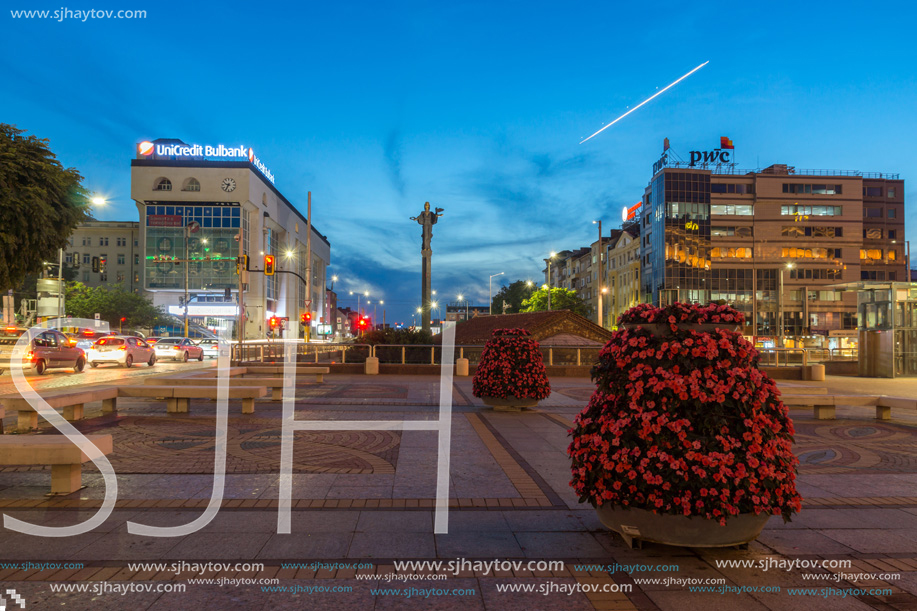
top-left (438, 310), bottom-right (615, 346)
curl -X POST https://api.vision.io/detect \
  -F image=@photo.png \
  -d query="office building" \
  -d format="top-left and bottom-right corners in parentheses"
top-left (130, 138), bottom-right (331, 339)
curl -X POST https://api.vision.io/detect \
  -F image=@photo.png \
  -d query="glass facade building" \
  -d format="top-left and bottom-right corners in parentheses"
top-left (144, 203), bottom-right (241, 291)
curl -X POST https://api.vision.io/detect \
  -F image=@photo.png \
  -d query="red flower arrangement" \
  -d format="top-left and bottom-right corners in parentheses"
top-left (618, 303), bottom-right (745, 329)
top-left (570, 303), bottom-right (801, 525)
top-left (472, 328), bottom-right (551, 401)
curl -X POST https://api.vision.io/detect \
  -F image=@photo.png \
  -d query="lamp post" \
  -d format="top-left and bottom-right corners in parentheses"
top-left (457, 294), bottom-right (469, 321)
top-left (593, 220), bottom-right (603, 327)
top-left (779, 262), bottom-right (795, 347)
top-left (543, 252), bottom-right (557, 311)
top-left (489, 272), bottom-right (504, 315)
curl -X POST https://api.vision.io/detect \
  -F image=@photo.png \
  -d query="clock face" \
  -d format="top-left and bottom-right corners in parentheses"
top-left (221, 178), bottom-right (237, 192)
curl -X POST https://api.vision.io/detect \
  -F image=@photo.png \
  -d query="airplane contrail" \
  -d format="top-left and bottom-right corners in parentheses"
top-left (579, 61), bottom-right (710, 144)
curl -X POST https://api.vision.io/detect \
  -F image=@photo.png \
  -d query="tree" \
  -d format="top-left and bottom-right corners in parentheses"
top-left (0, 124), bottom-right (92, 291)
top-left (521, 286), bottom-right (590, 317)
top-left (490, 280), bottom-right (536, 315)
top-left (64, 282), bottom-right (166, 329)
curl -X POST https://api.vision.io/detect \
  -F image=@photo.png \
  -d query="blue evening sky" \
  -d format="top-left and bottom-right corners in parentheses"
top-left (3, 1), bottom-right (916, 323)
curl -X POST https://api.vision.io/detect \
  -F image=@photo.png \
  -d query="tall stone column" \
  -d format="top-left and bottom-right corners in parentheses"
top-left (410, 202), bottom-right (443, 334)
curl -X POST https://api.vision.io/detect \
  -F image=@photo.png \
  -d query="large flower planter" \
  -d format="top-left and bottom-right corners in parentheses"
top-left (569, 303), bottom-right (801, 549)
top-left (596, 505), bottom-right (770, 549)
top-left (480, 395), bottom-right (539, 412)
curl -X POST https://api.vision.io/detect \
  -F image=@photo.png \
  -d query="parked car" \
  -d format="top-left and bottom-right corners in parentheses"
top-left (87, 336), bottom-right (156, 368)
top-left (153, 337), bottom-right (205, 362)
top-left (195, 339), bottom-right (221, 359)
top-left (0, 326), bottom-right (86, 375)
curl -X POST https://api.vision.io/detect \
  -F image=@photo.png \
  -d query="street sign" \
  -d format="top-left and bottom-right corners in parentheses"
top-left (94, 313), bottom-right (100, 320)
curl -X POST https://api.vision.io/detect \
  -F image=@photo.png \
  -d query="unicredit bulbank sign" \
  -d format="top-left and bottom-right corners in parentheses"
top-left (137, 140), bottom-right (275, 184)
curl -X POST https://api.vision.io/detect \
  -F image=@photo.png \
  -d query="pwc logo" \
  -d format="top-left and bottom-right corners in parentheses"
top-left (138, 141), bottom-right (154, 156)
top-left (248, 148), bottom-right (255, 163)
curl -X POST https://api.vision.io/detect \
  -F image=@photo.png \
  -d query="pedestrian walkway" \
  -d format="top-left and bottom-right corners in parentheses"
top-left (1, 373), bottom-right (917, 609)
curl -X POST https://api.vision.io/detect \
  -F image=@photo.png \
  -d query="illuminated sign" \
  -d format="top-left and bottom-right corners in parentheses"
top-left (688, 137), bottom-right (735, 167)
top-left (621, 201), bottom-right (642, 222)
top-left (167, 304), bottom-right (239, 317)
top-left (685, 221), bottom-right (699, 230)
top-left (653, 153), bottom-right (668, 174)
top-left (137, 141), bottom-right (275, 184)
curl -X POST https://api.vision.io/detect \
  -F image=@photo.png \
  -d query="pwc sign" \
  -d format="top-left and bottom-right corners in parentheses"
top-left (689, 137), bottom-right (735, 167)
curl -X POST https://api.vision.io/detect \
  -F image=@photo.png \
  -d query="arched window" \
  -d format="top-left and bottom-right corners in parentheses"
top-left (154, 177), bottom-right (172, 191)
top-left (182, 177), bottom-right (200, 192)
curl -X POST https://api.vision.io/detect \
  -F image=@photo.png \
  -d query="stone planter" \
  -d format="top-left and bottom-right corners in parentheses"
top-left (481, 395), bottom-right (539, 412)
top-left (596, 504), bottom-right (770, 549)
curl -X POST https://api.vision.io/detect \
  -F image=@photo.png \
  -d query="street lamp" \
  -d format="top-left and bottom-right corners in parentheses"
top-left (779, 262), bottom-right (795, 347)
top-left (489, 272), bottom-right (504, 315)
top-left (457, 294), bottom-right (469, 321)
top-left (544, 252), bottom-right (557, 311)
top-left (593, 220), bottom-right (604, 327)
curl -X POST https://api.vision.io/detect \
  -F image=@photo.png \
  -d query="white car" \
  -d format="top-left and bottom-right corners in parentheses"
top-left (196, 339), bottom-right (220, 359)
top-left (87, 336), bottom-right (156, 368)
top-left (153, 337), bottom-right (205, 362)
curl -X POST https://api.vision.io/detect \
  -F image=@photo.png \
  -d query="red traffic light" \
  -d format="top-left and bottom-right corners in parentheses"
top-left (264, 254), bottom-right (275, 276)
top-left (269, 316), bottom-right (279, 328)
top-left (304, 312), bottom-right (312, 322)
top-left (358, 318), bottom-right (367, 328)
top-left (120, 317), bottom-right (126, 322)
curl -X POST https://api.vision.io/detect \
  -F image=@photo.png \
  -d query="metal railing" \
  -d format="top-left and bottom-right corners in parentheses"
top-left (233, 342), bottom-right (371, 364)
top-left (232, 342), bottom-right (857, 369)
top-left (756, 347), bottom-right (858, 367)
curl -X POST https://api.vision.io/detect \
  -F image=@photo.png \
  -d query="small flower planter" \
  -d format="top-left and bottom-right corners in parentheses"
top-left (473, 328), bottom-right (550, 411)
top-left (479, 396), bottom-right (539, 412)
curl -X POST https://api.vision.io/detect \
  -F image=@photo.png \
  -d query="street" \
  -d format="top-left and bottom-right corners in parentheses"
top-left (0, 358), bottom-right (215, 396)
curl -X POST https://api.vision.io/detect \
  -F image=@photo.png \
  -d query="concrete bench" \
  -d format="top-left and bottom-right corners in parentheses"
top-left (0, 435), bottom-right (113, 494)
top-left (781, 394), bottom-right (879, 420)
top-left (241, 366), bottom-right (329, 383)
top-left (178, 367), bottom-right (248, 379)
top-left (2, 388), bottom-right (119, 433)
top-left (776, 386), bottom-right (828, 395)
top-left (119, 385), bottom-right (267, 414)
top-left (145, 376), bottom-right (291, 400)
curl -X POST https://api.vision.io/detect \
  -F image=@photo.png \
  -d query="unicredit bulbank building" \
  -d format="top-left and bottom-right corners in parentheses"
top-left (130, 139), bottom-right (331, 339)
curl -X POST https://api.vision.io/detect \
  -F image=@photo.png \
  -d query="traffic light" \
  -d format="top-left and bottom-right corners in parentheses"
top-left (300, 312), bottom-right (312, 325)
top-left (91, 257), bottom-right (100, 273)
top-left (99, 257), bottom-right (107, 273)
top-left (268, 316), bottom-right (279, 329)
top-left (264, 254), bottom-right (275, 276)
top-left (235, 255), bottom-right (249, 274)
top-left (358, 317), bottom-right (367, 329)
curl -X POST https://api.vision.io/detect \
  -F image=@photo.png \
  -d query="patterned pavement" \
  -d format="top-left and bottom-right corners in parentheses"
top-left (4, 374), bottom-right (917, 610)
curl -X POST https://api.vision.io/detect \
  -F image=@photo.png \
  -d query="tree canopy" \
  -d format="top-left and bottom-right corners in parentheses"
top-left (0, 124), bottom-right (92, 291)
top-left (490, 280), bottom-right (536, 315)
top-left (521, 286), bottom-right (590, 317)
top-left (65, 282), bottom-right (166, 330)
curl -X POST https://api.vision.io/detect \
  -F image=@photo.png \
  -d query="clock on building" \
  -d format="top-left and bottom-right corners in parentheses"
top-left (221, 178), bottom-right (237, 192)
